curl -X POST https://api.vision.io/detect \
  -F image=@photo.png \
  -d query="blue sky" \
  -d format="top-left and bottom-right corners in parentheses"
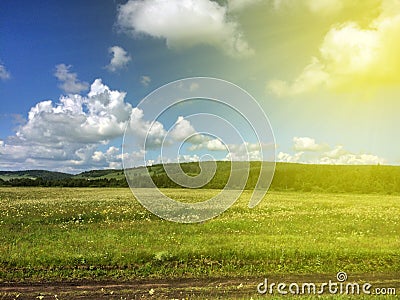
top-left (1, 0), bottom-right (400, 172)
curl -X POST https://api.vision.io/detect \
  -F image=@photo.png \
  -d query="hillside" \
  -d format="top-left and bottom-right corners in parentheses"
top-left (73, 169), bottom-right (125, 180)
top-left (1, 162), bottom-right (400, 194)
top-left (0, 170), bottom-right (73, 181)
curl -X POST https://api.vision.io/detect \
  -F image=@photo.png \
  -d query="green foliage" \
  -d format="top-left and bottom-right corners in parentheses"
top-left (0, 177), bottom-right (128, 187)
top-left (0, 170), bottom-right (72, 181)
top-left (1, 162), bottom-right (400, 194)
top-left (128, 162), bottom-right (400, 194)
top-left (271, 163), bottom-right (400, 194)
top-left (73, 169), bottom-right (124, 179)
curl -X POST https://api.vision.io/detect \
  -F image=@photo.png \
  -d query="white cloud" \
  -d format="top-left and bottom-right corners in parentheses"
top-left (320, 23), bottom-right (380, 75)
top-left (267, 57), bottom-right (329, 97)
top-left (277, 151), bottom-right (304, 163)
top-left (141, 75), bottom-right (151, 86)
top-left (128, 107), bottom-right (168, 149)
top-left (226, 142), bottom-right (272, 161)
top-left (0, 64), bottom-right (11, 80)
top-left (320, 149), bottom-right (385, 165)
top-left (92, 146), bottom-right (123, 168)
top-left (268, 1), bottom-right (400, 95)
top-left (189, 138), bottom-right (226, 151)
top-left (322, 145), bottom-right (348, 159)
top-left (127, 114), bottom-right (209, 149)
top-left (126, 114), bottom-right (271, 165)
top-left (106, 46), bottom-right (132, 72)
top-left (189, 139), bottom-right (272, 161)
top-left (169, 116), bottom-right (197, 141)
top-left (319, 145), bottom-right (385, 165)
top-left (206, 139), bottom-right (226, 151)
top-left (0, 79), bottom-right (133, 172)
top-left (18, 79), bottom-right (131, 144)
top-left (54, 64), bottom-right (89, 94)
top-left (178, 154), bottom-right (200, 163)
top-left (278, 137), bottom-right (386, 165)
top-left (293, 136), bottom-right (329, 152)
top-left (92, 151), bottom-right (105, 162)
top-left (3, 79), bottom-right (248, 171)
top-left (117, 0), bottom-right (254, 57)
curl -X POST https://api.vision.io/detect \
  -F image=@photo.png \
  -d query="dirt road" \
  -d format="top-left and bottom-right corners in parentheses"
top-left (1, 274), bottom-right (399, 299)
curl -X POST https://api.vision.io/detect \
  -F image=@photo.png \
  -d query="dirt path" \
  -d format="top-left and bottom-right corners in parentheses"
top-left (1, 274), bottom-right (399, 299)
top-left (0, 278), bottom-right (248, 300)
top-left (0, 278), bottom-right (250, 300)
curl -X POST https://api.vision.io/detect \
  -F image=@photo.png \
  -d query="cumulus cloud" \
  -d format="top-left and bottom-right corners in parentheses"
top-left (226, 143), bottom-right (260, 161)
top-left (128, 107), bottom-right (167, 148)
top-left (18, 79), bottom-right (131, 144)
top-left (0, 78), bottom-right (273, 171)
top-left (268, 0), bottom-right (400, 96)
top-left (54, 64), bottom-right (89, 94)
top-left (267, 57), bottom-right (329, 97)
top-left (206, 139), bottom-right (226, 151)
top-left (169, 116), bottom-right (197, 141)
top-left (188, 139), bottom-right (273, 161)
top-left (116, 0), bottom-right (254, 57)
top-left (293, 136), bottom-right (329, 152)
top-left (188, 138), bottom-right (226, 151)
top-left (126, 114), bottom-right (273, 166)
top-left (178, 154), bottom-right (200, 163)
top-left (106, 46), bottom-right (132, 72)
top-left (140, 75), bottom-right (151, 86)
top-left (277, 151), bottom-right (304, 163)
top-left (92, 146), bottom-right (123, 169)
top-left (320, 148), bottom-right (385, 165)
top-left (0, 63), bottom-right (11, 80)
top-left (0, 79), bottom-right (132, 172)
top-left (278, 137), bottom-right (386, 165)
top-left (128, 114), bottom-right (209, 149)
top-left (226, 142), bottom-right (275, 161)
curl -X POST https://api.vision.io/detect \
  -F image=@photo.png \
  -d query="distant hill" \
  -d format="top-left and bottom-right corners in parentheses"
top-left (0, 170), bottom-right (73, 181)
top-left (73, 169), bottom-right (125, 180)
top-left (0, 169), bottom-right (124, 181)
top-left (1, 162), bottom-right (400, 194)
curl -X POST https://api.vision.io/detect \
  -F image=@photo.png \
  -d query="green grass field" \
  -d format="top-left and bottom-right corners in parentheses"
top-left (0, 187), bottom-right (399, 298)
top-left (0, 188), bottom-right (400, 299)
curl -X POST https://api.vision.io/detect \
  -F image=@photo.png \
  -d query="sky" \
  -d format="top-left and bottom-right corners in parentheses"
top-left (1, 0), bottom-right (400, 173)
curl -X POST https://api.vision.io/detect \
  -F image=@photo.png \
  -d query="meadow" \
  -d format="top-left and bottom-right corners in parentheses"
top-left (0, 187), bottom-right (399, 298)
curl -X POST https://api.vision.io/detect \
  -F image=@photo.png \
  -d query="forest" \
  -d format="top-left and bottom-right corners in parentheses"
top-left (1, 162), bottom-right (399, 194)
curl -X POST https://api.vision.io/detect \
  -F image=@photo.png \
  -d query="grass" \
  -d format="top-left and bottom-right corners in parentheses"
top-left (0, 187), bottom-right (399, 284)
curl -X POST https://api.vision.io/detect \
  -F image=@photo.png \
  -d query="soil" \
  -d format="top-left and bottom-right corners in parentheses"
top-left (1, 274), bottom-right (399, 299)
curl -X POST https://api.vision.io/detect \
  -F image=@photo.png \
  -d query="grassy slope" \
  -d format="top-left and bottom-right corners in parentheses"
top-left (0, 187), bottom-right (399, 282)
top-left (0, 170), bottom-right (73, 181)
top-left (3, 162), bottom-right (400, 195)
top-left (1, 162), bottom-right (399, 180)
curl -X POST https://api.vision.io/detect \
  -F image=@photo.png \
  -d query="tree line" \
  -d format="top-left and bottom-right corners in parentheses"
top-left (0, 177), bottom-right (128, 187)
top-left (1, 162), bottom-right (400, 194)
